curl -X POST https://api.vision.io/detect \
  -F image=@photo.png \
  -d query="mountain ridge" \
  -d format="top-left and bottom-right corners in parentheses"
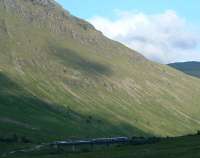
top-left (169, 61), bottom-right (200, 78)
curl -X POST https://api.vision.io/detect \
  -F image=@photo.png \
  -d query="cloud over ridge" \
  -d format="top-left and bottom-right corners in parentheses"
top-left (89, 10), bottom-right (200, 64)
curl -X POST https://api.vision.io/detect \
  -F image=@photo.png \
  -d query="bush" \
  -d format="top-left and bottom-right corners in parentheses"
top-left (21, 136), bottom-right (31, 143)
top-left (86, 116), bottom-right (93, 124)
top-left (81, 148), bottom-right (90, 153)
top-left (0, 134), bottom-right (19, 143)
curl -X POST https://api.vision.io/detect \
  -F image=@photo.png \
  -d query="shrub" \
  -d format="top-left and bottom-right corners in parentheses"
top-left (21, 136), bottom-right (31, 143)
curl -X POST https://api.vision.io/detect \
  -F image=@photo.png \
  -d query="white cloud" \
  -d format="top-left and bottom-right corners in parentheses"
top-left (89, 10), bottom-right (200, 64)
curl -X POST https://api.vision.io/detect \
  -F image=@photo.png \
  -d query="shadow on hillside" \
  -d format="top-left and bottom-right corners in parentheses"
top-left (50, 45), bottom-right (112, 76)
top-left (0, 72), bottom-right (150, 144)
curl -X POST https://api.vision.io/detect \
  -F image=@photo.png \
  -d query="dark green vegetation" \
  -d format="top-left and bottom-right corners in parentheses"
top-left (1, 0), bottom-right (200, 150)
top-left (169, 61), bottom-right (200, 78)
top-left (2, 134), bottom-right (200, 158)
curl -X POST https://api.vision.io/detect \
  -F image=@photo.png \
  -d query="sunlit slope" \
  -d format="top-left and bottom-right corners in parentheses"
top-left (1, 0), bottom-right (200, 141)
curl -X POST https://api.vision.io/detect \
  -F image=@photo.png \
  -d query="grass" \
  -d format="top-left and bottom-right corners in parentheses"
top-left (2, 134), bottom-right (200, 158)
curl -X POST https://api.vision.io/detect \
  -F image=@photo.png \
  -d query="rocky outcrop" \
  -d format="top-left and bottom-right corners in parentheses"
top-left (30, 0), bottom-right (56, 6)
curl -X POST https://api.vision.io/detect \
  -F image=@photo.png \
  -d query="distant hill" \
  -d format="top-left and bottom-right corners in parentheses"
top-left (168, 62), bottom-right (200, 78)
top-left (1, 0), bottom-right (200, 143)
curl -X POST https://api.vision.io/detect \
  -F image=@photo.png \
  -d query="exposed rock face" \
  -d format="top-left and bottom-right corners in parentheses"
top-left (30, 0), bottom-right (56, 6)
top-left (1, 0), bottom-right (101, 47)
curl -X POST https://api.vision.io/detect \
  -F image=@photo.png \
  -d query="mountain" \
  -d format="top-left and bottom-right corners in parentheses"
top-left (169, 61), bottom-right (200, 78)
top-left (1, 0), bottom-right (200, 142)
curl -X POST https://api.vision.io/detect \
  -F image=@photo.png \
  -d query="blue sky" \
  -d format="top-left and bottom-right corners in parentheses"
top-left (56, 0), bottom-right (199, 25)
top-left (55, 0), bottom-right (200, 63)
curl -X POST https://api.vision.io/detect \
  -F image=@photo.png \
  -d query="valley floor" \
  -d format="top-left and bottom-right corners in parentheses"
top-left (1, 134), bottom-right (200, 158)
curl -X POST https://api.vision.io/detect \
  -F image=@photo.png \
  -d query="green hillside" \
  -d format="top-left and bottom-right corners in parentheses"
top-left (169, 62), bottom-right (200, 78)
top-left (1, 0), bottom-right (200, 143)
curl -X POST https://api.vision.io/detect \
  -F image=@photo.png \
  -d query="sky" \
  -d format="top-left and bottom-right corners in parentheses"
top-left (55, 0), bottom-right (200, 64)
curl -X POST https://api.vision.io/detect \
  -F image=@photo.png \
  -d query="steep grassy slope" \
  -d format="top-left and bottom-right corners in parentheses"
top-left (169, 61), bottom-right (200, 78)
top-left (1, 0), bottom-right (200, 142)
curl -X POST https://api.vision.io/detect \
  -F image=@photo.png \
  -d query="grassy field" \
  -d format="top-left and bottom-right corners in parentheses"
top-left (1, 134), bottom-right (200, 158)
